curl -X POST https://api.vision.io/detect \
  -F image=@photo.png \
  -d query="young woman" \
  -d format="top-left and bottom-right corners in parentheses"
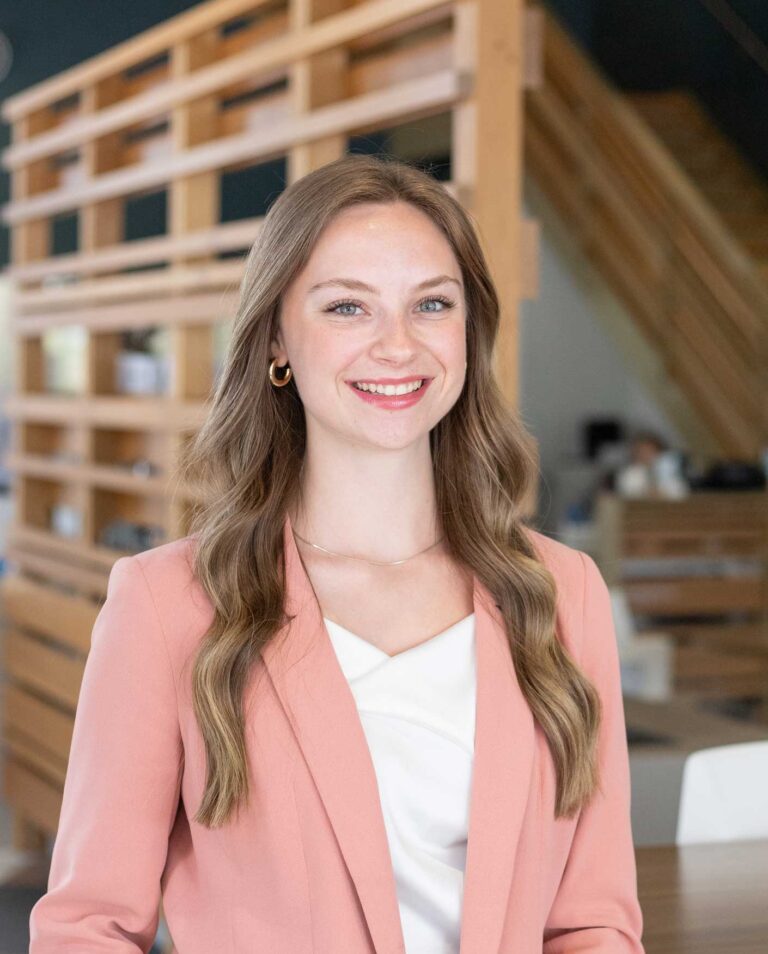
top-left (29, 154), bottom-right (645, 953)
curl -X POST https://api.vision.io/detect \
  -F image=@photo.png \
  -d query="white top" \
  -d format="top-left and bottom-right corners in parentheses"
top-left (324, 612), bottom-right (477, 954)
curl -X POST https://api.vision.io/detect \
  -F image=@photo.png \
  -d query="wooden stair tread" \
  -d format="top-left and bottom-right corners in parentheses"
top-left (623, 89), bottom-right (768, 273)
top-left (528, 11), bottom-right (768, 460)
top-left (627, 89), bottom-right (768, 217)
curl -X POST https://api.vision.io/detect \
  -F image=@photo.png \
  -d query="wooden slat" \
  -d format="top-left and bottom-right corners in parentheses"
top-left (523, 6), bottom-right (543, 89)
top-left (13, 289), bottom-right (239, 335)
top-left (3, 69), bottom-right (466, 225)
top-left (674, 643), bottom-right (768, 697)
top-left (6, 524), bottom-right (133, 571)
top-left (4, 628), bottom-right (86, 709)
top-left (2, 0), bottom-right (451, 160)
top-left (625, 577), bottom-right (764, 615)
top-left (5, 452), bottom-right (200, 500)
top-left (1, 575), bottom-right (99, 650)
top-left (14, 261), bottom-right (245, 310)
top-left (2, 394), bottom-right (207, 429)
top-left (2, 0), bottom-right (279, 121)
top-left (4, 684), bottom-right (73, 783)
top-left (7, 216), bottom-right (262, 284)
top-left (3, 759), bottom-right (63, 837)
top-left (5, 545), bottom-right (110, 598)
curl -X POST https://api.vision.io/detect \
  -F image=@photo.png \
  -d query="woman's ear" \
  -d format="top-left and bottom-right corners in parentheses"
top-left (270, 329), bottom-right (287, 365)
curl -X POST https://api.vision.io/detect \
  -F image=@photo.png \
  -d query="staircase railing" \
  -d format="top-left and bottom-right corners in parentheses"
top-left (525, 5), bottom-right (768, 459)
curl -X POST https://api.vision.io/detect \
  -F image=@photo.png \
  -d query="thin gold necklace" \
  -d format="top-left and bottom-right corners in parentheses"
top-left (291, 527), bottom-right (445, 566)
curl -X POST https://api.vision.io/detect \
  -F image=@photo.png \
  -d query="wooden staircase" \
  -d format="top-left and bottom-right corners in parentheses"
top-left (628, 90), bottom-right (768, 265)
top-left (525, 8), bottom-right (768, 460)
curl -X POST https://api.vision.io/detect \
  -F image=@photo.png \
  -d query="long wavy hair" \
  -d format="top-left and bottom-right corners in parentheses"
top-left (174, 153), bottom-right (602, 828)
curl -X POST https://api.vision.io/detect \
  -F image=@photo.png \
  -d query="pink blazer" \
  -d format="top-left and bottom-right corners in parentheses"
top-left (29, 514), bottom-right (645, 953)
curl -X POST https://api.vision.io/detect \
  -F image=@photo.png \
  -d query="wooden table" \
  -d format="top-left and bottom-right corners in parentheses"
top-left (636, 839), bottom-right (768, 953)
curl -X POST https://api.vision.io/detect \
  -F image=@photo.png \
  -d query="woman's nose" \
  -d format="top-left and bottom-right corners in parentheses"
top-left (372, 312), bottom-right (418, 355)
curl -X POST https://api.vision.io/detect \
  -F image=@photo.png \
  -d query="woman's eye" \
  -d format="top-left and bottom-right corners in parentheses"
top-left (324, 296), bottom-right (454, 317)
top-left (327, 300), bottom-right (363, 316)
top-left (420, 296), bottom-right (454, 313)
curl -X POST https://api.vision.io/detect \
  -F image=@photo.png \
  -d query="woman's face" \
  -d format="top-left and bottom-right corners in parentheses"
top-left (272, 200), bottom-right (468, 452)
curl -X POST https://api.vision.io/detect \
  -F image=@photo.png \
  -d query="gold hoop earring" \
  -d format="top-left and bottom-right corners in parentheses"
top-left (269, 358), bottom-right (292, 387)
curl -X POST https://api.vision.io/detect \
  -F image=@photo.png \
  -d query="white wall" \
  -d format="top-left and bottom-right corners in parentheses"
top-left (519, 178), bottom-right (685, 531)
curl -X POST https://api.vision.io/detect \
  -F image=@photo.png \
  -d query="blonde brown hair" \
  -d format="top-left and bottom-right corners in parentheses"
top-left (175, 153), bottom-right (601, 828)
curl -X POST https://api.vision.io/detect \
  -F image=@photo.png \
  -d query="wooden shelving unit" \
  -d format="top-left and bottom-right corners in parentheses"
top-left (0, 0), bottom-right (539, 883)
top-left (595, 490), bottom-right (768, 715)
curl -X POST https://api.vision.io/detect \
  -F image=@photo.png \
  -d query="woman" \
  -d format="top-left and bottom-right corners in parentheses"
top-left (29, 154), bottom-right (645, 953)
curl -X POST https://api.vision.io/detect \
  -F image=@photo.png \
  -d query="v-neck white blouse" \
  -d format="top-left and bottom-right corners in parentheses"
top-left (323, 612), bottom-right (477, 954)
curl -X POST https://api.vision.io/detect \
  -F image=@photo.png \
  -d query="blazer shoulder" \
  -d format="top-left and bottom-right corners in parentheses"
top-left (132, 533), bottom-right (198, 580)
top-left (522, 524), bottom-right (584, 584)
top-left (522, 525), bottom-right (587, 653)
top-left (128, 535), bottom-right (213, 657)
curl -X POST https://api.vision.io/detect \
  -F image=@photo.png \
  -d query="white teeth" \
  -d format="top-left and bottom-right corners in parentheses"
top-left (354, 379), bottom-right (424, 395)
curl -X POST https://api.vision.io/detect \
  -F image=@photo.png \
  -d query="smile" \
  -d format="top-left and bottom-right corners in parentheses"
top-left (346, 377), bottom-right (432, 408)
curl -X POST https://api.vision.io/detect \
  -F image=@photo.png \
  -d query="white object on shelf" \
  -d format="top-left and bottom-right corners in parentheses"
top-left (609, 585), bottom-right (673, 702)
top-left (142, 136), bottom-right (173, 162)
top-left (615, 463), bottom-right (650, 497)
top-left (51, 503), bottom-right (83, 539)
top-left (60, 163), bottom-right (87, 189)
top-left (116, 351), bottom-right (168, 395)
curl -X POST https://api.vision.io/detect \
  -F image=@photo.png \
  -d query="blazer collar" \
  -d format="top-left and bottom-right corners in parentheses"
top-left (260, 513), bottom-right (536, 954)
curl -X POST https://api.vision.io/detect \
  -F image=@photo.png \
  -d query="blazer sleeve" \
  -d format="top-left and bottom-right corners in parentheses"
top-left (29, 555), bottom-right (184, 953)
top-left (542, 551), bottom-right (645, 953)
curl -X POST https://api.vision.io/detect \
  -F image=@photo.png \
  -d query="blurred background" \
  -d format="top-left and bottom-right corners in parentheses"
top-left (0, 1), bottom-right (766, 951)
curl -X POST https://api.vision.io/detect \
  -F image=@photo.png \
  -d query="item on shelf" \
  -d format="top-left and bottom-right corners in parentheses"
top-left (49, 451), bottom-right (83, 465)
top-left (614, 437), bottom-right (689, 500)
top-left (126, 458), bottom-right (161, 477)
top-left (50, 503), bottom-right (82, 539)
top-left (59, 157), bottom-right (87, 189)
top-left (40, 273), bottom-right (78, 288)
top-left (99, 519), bottom-right (165, 553)
top-left (115, 351), bottom-right (169, 395)
top-left (651, 450), bottom-right (688, 499)
top-left (583, 417), bottom-right (625, 461)
top-left (692, 459), bottom-right (767, 491)
top-left (609, 586), bottom-right (673, 702)
top-left (42, 327), bottom-right (87, 395)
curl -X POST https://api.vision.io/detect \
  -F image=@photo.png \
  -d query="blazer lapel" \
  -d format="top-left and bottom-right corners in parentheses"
top-left (458, 576), bottom-right (536, 954)
top-left (261, 513), bottom-right (536, 954)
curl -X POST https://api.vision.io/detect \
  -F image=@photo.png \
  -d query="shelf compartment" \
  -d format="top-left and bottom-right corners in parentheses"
top-left (20, 475), bottom-right (84, 541)
top-left (21, 421), bottom-right (84, 466)
top-left (91, 486), bottom-right (167, 553)
top-left (92, 425), bottom-right (168, 478)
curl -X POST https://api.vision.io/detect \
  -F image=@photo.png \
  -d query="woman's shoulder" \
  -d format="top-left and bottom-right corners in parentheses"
top-left (521, 525), bottom-right (590, 649)
top-left (122, 534), bottom-right (214, 650)
top-left (128, 534), bottom-right (199, 595)
top-left (131, 532), bottom-right (198, 575)
top-left (522, 524), bottom-right (585, 585)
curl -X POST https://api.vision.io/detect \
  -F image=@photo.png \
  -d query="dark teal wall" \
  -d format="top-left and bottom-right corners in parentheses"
top-left (548, 0), bottom-right (768, 181)
top-left (0, 1), bottom-right (202, 268)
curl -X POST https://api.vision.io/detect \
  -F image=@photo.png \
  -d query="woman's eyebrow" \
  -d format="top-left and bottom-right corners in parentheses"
top-left (308, 275), bottom-right (462, 295)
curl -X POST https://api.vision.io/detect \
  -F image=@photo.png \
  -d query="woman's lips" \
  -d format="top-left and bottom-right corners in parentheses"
top-left (346, 378), bottom-right (432, 409)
